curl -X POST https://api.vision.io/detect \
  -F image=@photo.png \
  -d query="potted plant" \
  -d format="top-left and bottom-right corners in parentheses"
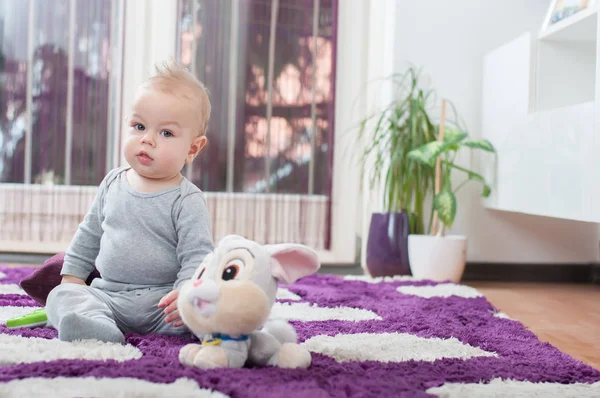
top-left (355, 67), bottom-right (438, 277)
top-left (407, 100), bottom-right (495, 282)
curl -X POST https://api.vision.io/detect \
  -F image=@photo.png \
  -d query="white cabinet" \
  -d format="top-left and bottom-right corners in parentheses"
top-left (481, 6), bottom-right (600, 223)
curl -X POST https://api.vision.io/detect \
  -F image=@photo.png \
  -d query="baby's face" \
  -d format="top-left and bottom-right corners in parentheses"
top-left (123, 86), bottom-right (206, 181)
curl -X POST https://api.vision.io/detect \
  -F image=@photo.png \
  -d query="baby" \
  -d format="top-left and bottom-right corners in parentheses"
top-left (45, 61), bottom-right (214, 343)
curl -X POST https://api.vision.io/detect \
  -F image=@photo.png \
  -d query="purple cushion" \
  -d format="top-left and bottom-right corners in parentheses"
top-left (19, 253), bottom-right (101, 306)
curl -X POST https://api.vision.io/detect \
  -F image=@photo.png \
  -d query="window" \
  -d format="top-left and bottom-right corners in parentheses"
top-left (0, 0), bottom-right (122, 186)
top-left (176, 0), bottom-right (338, 249)
top-left (177, 0), bottom-right (337, 196)
top-left (0, 0), bottom-right (123, 251)
top-left (0, 0), bottom-right (346, 254)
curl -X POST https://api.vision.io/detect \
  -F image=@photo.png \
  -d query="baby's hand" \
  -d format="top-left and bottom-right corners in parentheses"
top-left (61, 275), bottom-right (86, 285)
top-left (158, 289), bottom-right (183, 327)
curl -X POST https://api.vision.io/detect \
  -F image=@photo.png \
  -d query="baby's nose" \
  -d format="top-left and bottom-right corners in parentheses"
top-left (193, 279), bottom-right (203, 288)
top-left (141, 133), bottom-right (155, 146)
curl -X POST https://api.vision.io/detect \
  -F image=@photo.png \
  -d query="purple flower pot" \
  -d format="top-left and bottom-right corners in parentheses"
top-left (366, 212), bottom-right (411, 277)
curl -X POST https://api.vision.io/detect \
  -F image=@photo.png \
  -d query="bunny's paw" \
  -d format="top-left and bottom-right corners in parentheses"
top-left (179, 343), bottom-right (203, 367)
top-left (180, 343), bottom-right (229, 369)
top-left (274, 343), bottom-right (311, 369)
top-left (192, 345), bottom-right (229, 369)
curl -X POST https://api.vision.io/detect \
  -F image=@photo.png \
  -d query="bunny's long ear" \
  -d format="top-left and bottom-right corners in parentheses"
top-left (265, 244), bottom-right (321, 284)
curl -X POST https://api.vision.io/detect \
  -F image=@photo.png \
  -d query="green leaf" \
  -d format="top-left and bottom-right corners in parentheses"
top-left (464, 139), bottom-right (495, 152)
top-left (482, 184), bottom-right (491, 198)
top-left (434, 190), bottom-right (457, 228)
top-left (408, 141), bottom-right (447, 167)
top-left (443, 128), bottom-right (467, 144)
top-left (441, 160), bottom-right (493, 197)
top-left (462, 169), bottom-right (492, 197)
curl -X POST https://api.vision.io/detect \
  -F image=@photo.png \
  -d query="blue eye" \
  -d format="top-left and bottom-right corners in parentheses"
top-left (133, 123), bottom-right (145, 131)
top-left (160, 130), bottom-right (173, 138)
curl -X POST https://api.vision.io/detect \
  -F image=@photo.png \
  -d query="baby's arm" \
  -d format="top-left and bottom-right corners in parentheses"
top-left (61, 275), bottom-right (86, 285)
top-left (159, 193), bottom-right (214, 325)
top-left (61, 170), bottom-right (113, 283)
top-left (173, 192), bottom-right (214, 290)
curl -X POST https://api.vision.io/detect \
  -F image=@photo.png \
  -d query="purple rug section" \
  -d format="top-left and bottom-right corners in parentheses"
top-left (0, 267), bottom-right (38, 284)
top-left (1, 266), bottom-right (599, 397)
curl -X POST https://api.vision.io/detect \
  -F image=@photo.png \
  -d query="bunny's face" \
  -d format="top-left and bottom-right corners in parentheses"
top-left (178, 235), bottom-right (321, 338)
top-left (177, 235), bottom-right (320, 336)
top-left (178, 237), bottom-right (279, 337)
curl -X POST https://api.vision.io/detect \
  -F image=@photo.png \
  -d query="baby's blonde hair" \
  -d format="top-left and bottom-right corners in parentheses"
top-left (142, 60), bottom-right (211, 137)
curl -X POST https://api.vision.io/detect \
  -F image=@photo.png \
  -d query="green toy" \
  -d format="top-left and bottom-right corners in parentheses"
top-left (6, 307), bottom-right (48, 329)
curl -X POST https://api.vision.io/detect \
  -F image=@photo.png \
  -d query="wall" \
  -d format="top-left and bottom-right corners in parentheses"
top-left (393, 0), bottom-right (600, 263)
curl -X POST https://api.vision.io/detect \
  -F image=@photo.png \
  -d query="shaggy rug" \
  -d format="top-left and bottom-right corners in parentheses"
top-left (0, 266), bottom-right (599, 397)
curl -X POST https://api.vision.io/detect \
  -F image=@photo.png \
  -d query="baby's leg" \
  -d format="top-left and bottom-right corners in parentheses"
top-left (152, 314), bottom-right (195, 338)
top-left (46, 284), bottom-right (124, 343)
top-left (119, 286), bottom-right (194, 339)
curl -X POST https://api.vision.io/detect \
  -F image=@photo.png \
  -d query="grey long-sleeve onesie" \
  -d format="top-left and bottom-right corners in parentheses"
top-left (46, 167), bottom-right (214, 343)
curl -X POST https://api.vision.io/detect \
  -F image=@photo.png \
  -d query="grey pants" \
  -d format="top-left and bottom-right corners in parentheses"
top-left (46, 283), bottom-right (194, 343)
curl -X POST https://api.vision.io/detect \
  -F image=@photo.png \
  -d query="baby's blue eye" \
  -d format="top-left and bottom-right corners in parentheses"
top-left (161, 130), bottom-right (173, 138)
top-left (134, 123), bottom-right (145, 131)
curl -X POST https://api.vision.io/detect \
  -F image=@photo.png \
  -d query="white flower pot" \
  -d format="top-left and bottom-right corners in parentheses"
top-left (408, 234), bottom-right (467, 283)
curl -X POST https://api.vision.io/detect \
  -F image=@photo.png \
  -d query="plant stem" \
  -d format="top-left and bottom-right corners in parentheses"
top-left (431, 100), bottom-right (447, 236)
top-left (436, 223), bottom-right (444, 237)
top-left (450, 149), bottom-right (458, 165)
top-left (444, 154), bottom-right (452, 191)
top-left (441, 160), bottom-right (474, 176)
top-left (453, 179), bottom-right (469, 193)
top-left (427, 203), bottom-right (435, 235)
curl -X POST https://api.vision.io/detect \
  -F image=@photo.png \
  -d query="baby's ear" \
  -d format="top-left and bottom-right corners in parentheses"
top-left (265, 244), bottom-right (320, 285)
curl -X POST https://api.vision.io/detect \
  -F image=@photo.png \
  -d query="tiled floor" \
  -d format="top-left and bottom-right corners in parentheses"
top-left (469, 282), bottom-right (600, 370)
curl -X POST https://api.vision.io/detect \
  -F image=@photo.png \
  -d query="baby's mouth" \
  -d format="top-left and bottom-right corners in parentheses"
top-left (137, 151), bottom-right (153, 165)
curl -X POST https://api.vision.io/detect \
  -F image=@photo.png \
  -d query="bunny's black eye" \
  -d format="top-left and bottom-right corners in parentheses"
top-left (196, 268), bottom-right (205, 280)
top-left (222, 266), bottom-right (238, 281)
top-left (221, 259), bottom-right (245, 281)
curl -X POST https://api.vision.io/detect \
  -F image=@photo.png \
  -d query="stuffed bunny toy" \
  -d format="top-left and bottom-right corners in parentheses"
top-left (177, 234), bottom-right (321, 369)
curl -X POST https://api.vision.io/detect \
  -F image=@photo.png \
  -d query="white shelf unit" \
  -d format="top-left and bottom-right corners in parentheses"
top-left (481, 6), bottom-right (600, 223)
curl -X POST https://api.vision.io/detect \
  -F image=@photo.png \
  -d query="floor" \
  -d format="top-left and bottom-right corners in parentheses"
top-left (468, 282), bottom-right (600, 371)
